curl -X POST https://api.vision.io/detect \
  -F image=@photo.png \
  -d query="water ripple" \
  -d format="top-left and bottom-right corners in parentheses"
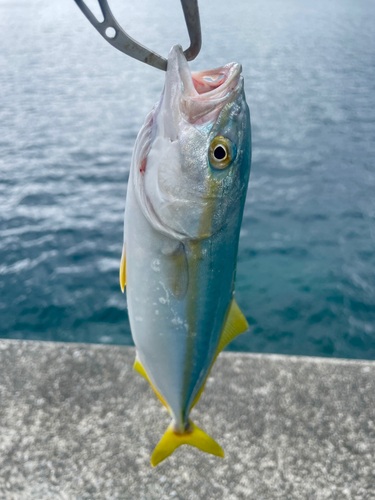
top-left (1, 0), bottom-right (375, 358)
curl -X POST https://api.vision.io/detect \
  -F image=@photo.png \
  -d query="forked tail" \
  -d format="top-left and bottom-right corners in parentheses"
top-left (151, 420), bottom-right (224, 466)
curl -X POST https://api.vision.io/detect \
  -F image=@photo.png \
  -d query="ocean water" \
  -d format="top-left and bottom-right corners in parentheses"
top-left (1, 0), bottom-right (375, 359)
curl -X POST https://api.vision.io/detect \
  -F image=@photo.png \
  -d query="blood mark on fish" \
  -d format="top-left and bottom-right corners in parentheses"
top-left (140, 157), bottom-right (147, 174)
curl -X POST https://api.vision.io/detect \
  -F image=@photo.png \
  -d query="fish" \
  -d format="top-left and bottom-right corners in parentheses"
top-left (120, 45), bottom-right (251, 466)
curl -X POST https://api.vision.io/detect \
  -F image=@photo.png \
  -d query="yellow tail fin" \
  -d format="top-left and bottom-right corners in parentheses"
top-left (151, 420), bottom-right (224, 467)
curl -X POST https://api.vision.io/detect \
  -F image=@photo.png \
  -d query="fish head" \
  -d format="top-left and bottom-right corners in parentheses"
top-left (136, 45), bottom-right (251, 240)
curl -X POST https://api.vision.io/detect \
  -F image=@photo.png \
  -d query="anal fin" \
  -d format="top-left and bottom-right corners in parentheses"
top-left (133, 357), bottom-right (169, 410)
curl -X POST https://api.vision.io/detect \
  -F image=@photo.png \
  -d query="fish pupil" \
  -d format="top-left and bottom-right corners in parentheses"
top-left (214, 145), bottom-right (226, 160)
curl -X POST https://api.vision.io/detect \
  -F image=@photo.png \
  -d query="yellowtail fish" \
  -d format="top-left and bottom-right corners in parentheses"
top-left (120, 45), bottom-right (251, 466)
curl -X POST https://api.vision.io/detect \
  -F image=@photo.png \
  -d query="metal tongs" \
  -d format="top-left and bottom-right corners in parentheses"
top-left (74, 0), bottom-right (201, 71)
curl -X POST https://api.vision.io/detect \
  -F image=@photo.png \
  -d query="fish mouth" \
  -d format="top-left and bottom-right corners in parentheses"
top-left (191, 62), bottom-right (242, 99)
top-left (164, 45), bottom-right (243, 125)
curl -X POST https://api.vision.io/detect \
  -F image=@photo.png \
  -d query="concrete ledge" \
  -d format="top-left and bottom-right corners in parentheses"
top-left (0, 340), bottom-right (375, 499)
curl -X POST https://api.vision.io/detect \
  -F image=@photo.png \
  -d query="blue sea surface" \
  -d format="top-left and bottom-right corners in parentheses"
top-left (1, 0), bottom-right (375, 358)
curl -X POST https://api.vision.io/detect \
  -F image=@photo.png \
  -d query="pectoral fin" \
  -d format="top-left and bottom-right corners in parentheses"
top-left (163, 242), bottom-right (188, 300)
top-left (119, 246), bottom-right (126, 292)
top-left (151, 420), bottom-right (224, 467)
top-left (191, 298), bottom-right (248, 408)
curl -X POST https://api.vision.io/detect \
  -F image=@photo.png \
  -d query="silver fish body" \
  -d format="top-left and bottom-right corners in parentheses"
top-left (122, 45), bottom-right (251, 465)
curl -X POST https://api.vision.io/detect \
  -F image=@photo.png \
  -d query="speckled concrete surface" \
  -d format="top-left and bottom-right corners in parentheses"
top-left (1, 340), bottom-right (375, 499)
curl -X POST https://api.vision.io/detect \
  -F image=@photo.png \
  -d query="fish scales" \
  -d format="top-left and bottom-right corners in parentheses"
top-left (121, 45), bottom-right (251, 465)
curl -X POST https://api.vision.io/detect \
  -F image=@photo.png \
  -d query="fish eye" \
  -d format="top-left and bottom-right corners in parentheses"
top-left (209, 136), bottom-right (235, 170)
top-left (214, 145), bottom-right (227, 160)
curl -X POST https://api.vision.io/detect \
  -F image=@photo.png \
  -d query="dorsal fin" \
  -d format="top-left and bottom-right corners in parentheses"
top-left (119, 245), bottom-right (126, 292)
top-left (191, 298), bottom-right (248, 408)
top-left (215, 298), bottom-right (248, 356)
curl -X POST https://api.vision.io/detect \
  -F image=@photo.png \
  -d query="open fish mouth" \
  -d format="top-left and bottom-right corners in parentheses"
top-left (162, 45), bottom-right (244, 125)
top-left (191, 62), bottom-right (242, 99)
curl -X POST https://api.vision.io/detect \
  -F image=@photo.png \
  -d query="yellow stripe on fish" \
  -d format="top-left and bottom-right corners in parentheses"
top-left (181, 174), bottom-right (220, 423)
